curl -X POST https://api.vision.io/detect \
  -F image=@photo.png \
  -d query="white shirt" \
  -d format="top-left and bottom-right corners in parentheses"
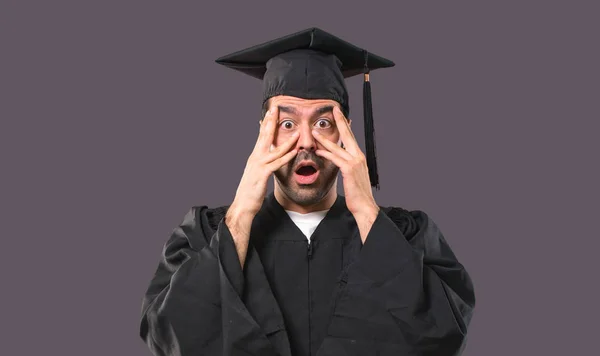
top-left (285, 209), bottom-right (329, 243)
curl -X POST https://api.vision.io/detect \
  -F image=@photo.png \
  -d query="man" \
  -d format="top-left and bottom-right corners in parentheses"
top-left (139, 28), bottom-right (476, 356)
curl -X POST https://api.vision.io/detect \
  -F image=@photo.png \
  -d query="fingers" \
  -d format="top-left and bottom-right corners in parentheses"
top-left (265, 131), bottom-right (299, 161)
top-left (312, 129), bottom-right (354, 161)
top-left (255, 106), bottom-right (279, 152)
top-left (333, 106), bottom-right (360, 156)
top-left (266, 147), bottom-right (298, 172)
top-left (263, 105), bottom-right (279, 147)
top-left (314, 149), bottom-right (347, 170)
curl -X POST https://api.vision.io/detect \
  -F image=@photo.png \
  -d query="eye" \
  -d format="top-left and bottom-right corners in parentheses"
top-left (280, 120), bottom-right (295, 130)
top-left (315, 118), bottom-right (332, 129)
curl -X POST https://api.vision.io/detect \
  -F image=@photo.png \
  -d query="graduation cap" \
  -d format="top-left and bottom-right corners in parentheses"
top-left (215, 27), bottom-right (395, 190)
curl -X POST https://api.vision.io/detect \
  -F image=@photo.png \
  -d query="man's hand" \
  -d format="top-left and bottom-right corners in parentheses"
top-left (313, 106), bottom-right (380, 243)
top-left (226, 105), bottom-right (299, 267)
top-left (232, 105), bottom-right (299, 216)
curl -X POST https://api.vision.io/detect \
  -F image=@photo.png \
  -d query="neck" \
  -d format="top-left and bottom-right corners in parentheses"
top-left (273, 182), bottom-right (338, 214)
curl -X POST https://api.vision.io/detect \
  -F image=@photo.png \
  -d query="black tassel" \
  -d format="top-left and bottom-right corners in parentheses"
top-left (363, 51), bottom-right (379, 190)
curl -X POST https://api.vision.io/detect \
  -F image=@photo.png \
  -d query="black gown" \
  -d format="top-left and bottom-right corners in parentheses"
top-left (139, 192), bottom-right (476, 356)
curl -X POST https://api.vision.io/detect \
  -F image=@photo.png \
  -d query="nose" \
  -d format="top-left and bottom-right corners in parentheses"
top-left (295, 123), bottom-right (317, 151)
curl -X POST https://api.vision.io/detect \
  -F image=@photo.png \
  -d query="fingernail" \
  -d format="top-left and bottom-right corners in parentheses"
top-left (312, 130), bottom-right (320, 135)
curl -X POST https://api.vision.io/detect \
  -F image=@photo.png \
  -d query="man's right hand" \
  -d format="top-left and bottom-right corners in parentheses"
top-left (225, 105), bottom-right (299, 267)
top-left (230, 104), bottom-right (299, 217)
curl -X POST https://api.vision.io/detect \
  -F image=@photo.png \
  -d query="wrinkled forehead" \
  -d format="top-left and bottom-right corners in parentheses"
top-left (269, 95), bottom-right (342, 114)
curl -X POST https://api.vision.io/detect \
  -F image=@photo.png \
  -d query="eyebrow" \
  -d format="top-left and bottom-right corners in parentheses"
top-left (277, 105), bottom-right (299, 115)
top-left (277, 105), bottom-right (334, 116)
top-left (315, 105), bottom-right (334, 116)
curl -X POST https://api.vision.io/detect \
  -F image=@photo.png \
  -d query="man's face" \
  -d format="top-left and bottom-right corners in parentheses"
top-left (267, 95), bottom-right (347, 207)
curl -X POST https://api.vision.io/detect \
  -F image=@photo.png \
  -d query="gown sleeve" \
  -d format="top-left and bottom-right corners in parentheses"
top-left (138, 206), bottom-right (289, 356)
top-left (323, 207), bottom-right (476, 355)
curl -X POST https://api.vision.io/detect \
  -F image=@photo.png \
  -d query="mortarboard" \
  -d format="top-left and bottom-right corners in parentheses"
top-left (215, 27), bottom-right (395, 190)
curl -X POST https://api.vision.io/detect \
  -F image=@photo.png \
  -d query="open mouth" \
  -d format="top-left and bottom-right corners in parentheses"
top-left (296, 165), bottom-right (317, 176)
top-left (294, 161), bottom-right (319, 184)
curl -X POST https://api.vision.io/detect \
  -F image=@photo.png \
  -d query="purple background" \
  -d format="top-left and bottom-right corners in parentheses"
top-left (2, 1), bottom-right (598, 355)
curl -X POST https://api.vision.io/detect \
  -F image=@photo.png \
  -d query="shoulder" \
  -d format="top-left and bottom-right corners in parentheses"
top-left (168, 204), bottom-right (231, 251)
top-left (378, 205), bottom-right (433, 240)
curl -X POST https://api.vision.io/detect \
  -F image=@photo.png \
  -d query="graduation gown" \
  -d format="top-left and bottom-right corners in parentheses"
top-left (139, 192), bottom-right (476, 356)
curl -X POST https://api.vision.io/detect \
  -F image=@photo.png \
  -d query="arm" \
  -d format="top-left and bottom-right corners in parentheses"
top-left (353, 202), bottom-right (380, 242)
top-left (139, 104), bottom-right (299, 355)
top-left (338, 208), bottom-right (476, 355)
top-left (224, 202), bottom-right (255, 269)
top-left (139, 206), bottom-right (284, 356)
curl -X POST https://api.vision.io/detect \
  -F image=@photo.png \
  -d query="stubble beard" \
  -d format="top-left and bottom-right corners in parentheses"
top-left (274, 150), bottom-right (339, 207)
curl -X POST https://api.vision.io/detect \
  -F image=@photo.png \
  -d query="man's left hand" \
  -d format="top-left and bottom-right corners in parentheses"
top-left (312, 106), bottom-right (380, 242)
